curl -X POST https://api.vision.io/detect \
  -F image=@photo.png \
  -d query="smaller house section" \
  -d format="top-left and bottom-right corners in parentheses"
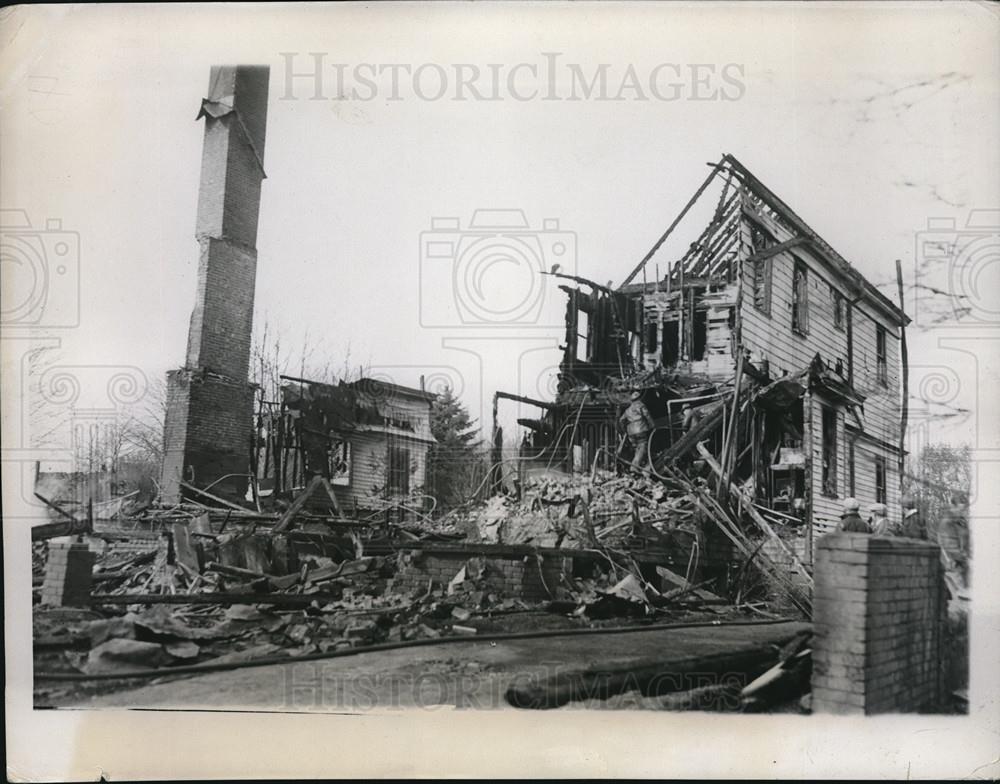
top-left (255, 376), bottom-right (437, 518)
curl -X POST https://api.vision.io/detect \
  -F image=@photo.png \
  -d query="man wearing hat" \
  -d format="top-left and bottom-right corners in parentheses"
top-left (838, 497), bottom-right (870, 533)
top-left (869, 503), bottom-right (892, 536)
top-left (619, 390), bottom-right (655, 469)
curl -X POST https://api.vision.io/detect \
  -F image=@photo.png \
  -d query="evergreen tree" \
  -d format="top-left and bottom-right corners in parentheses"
top-left (428, 386), bottom-right (484, 512)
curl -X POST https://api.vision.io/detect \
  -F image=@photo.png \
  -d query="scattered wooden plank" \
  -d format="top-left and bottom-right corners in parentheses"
top-left (697, 442), bottom-right (814, 590)
top-left (655, 565), bottom-right (724, 602)
top-left (180, 481), bottom-right (252, 512)
top-left (87, 592), bottom-right (344, 607)
top-left (272, 475), bottom-right (344, 532)
top-left (172, 523), bottom-right (201, 573)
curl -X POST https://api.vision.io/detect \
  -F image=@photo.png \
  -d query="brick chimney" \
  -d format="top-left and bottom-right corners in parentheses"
top-left (160, 66), bottom-right (269, 505)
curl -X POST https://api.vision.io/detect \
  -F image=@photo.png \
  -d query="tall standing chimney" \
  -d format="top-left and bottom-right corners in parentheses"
top-left (160, 66), bottom-right (269, 505)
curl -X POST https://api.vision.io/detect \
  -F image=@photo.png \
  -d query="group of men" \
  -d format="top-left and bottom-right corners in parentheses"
top-left (839, 493), bottom-right (971, 593)
top-left (837, 497), bottom-right (896, 535)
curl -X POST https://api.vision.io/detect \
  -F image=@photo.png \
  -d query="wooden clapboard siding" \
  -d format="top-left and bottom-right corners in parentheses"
top-left (332, 431), bottom-right (432, 511)
top-left (332, 387), bottom-right (436, 512)
top-left (732, 203), bottom-right (904, 544)
top-left (848, 432), bottom-right (901, 529)
top-left (850, 299), bottom-right (901, 448)
top-left (738, 209), bottom-right (854, 378)
top-left (809, 394), bottom-right (847, 537)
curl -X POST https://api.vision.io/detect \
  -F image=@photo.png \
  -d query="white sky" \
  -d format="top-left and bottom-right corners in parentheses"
top-left (2, 1), bottom-right (998, 456)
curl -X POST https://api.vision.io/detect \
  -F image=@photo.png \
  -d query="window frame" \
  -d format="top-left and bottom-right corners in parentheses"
top-left (748, 220), bottom-right (775, 316)
top-left (791, 257), bottom-right (810, 336)
top-left (387, 444), bottom-right (411, 495)
top-left (876, 325), bottom-right (888, 386)
top-left (575, 307), bottom-right (590, 364)
top-left (874, 454), bottom-right (887, 505)
top-left (328, 439), bottom-right (352, 487)
top-left (833, 289), bottom-right (845, 332)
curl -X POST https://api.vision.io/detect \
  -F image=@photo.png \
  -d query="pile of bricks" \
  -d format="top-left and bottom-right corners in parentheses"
top-left (812, 533), bottom-right (944, 714)
top-left (41, 541), bottom-right (96, 607)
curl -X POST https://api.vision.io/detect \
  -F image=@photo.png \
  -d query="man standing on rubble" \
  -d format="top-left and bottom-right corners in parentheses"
top-left (838, 497), bottom-right (870, 533)
top-left (620, 390), bottom-right (655, 470)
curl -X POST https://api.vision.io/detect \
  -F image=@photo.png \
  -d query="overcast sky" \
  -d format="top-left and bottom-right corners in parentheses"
top-left (2, 1), bottom-right (997, 457)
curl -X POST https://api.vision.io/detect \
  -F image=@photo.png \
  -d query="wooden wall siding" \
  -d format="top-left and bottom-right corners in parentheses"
top-left (850, 300), bottom-right (901, 448)
top-left (810, 394), bottom-right (848, 537)
top-left (738, 208), bottom-right (855, 379)
top-left (849, 433), bottom-right (901, 529)
top-left (354, 390), bottom-right (436, 443)
top-left (731, 197), bottom-right (903, 542)
top-left (331, 431), bottom-right (430, 511)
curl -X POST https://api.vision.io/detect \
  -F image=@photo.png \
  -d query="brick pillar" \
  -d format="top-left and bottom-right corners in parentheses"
top-left (42, 542), bottom-right (95, 607)
top-left (812, 533), bottom-right (944, 714)
top-left (161, 66), bottom-right (269, 505)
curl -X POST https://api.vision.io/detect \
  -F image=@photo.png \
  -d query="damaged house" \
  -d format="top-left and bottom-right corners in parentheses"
top-left (500, 153), bottom-right (908, 560)
top-left (255, 376), bottom-right (437, 517)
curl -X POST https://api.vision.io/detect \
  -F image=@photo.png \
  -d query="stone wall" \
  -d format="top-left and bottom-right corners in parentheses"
top-left (812, 533), bottom-right (944, 714)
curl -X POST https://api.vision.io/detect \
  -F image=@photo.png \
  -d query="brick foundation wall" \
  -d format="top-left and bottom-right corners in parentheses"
top-left (812, 533), bottom-right (944, 714)
top-left (392, 547), bottom-right (572, 603)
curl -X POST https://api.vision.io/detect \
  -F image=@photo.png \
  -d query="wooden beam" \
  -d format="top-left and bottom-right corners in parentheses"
top-left (180, 480), bottom-right (252, 512)
top-left (696, 441), bottom-right (814, 589)
top-left (494, 391), bottom-right (557, 410)
top-left (271, 474), bottom-right (342, 532)
top-left (744, 236), bottom-right (808, 265)
top-left (621, 161), bottom-right (725, 287)
top-left (88, 592), bottom-right (344, 607)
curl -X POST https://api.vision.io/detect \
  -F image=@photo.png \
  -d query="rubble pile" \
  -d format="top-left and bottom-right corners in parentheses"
top-left (461, 470), bottom-right (699, 550)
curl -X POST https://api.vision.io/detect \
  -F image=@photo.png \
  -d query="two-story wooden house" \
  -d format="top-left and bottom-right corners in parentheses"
top-left (504, 154), bottom-right (908, 553)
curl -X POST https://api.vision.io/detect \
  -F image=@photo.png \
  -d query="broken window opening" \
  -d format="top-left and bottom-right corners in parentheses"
top-left (692, 309), bottom-right (709, 361)
top-left (328, 439), bottom-right (351, 486)
top-left (821, 405), bottom-right (838, 498)
top-left (876, 325), bottom-right (888, 386)
top-left (792, 258), bottom-right (809, 335)
top-left (644, 320), bottom-right (658, 353)
top-left (388, 445), bottom-right (411, 495)
top-left (875, 454), bottom-right (887, 505)
top-left (662, 319), bottom-right (680, 367)
top-left (748, 221), bottom-right (774, 315)
top-left (575, 308), bottom-right (590, 364)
